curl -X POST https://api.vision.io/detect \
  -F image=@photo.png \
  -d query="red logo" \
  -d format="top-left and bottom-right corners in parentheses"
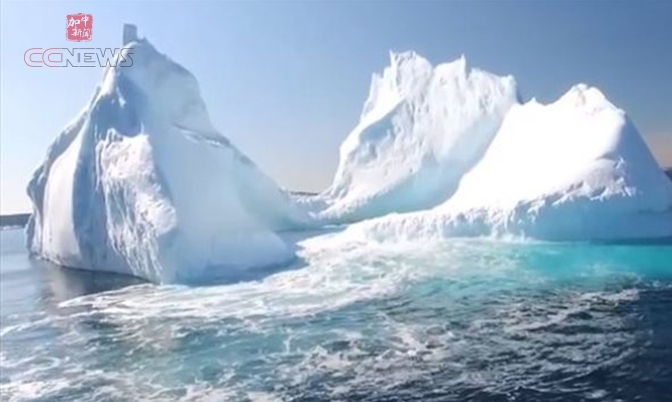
top-left (66, 13), bottom-right (92, 42)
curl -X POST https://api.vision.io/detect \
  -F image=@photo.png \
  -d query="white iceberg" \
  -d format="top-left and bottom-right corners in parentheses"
top-left (347, 84), bottom-right (672, 241)
top-left (303, 52), bottom-right (519, 222)
top-left (308, 51), bottom-right (671, 240)
top-left (26, 25), bottom-right (310, 283)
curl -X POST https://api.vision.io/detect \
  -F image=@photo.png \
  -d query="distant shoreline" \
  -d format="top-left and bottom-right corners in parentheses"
top-left (0, 213), bottom-right (30, 229)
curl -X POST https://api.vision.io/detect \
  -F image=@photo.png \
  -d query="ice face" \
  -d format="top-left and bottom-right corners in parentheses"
top-left (315, 52), bottom-right (520, 222)
top-left (26, 29), bottom-right (310, 284)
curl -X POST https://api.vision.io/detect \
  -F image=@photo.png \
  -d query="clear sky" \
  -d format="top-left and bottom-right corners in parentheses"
top-left (1, 0), bottom-right (671, 214)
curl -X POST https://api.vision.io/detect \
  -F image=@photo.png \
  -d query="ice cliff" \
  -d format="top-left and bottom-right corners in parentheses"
top-left (26, 25), bottom-right (309, 283)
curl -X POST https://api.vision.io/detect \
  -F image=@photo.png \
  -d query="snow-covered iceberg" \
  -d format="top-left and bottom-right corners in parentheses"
top-left (307, 51), bottom-right (671, 240)
top-left (303, 52), bottom-right (519, 222)
top-left (26, 25), bottom-right (310, 283)
top-left (345, 84), bottom-right (672, 241)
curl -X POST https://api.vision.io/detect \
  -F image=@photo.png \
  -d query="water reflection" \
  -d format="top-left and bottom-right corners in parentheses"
top-left (36, 258), bottom-right (145, 303)
top-left (1, 228), bottom-right (144, 321)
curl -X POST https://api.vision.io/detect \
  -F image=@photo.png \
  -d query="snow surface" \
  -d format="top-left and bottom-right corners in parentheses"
top-left (26, 26), bottom-right (310, 283)
top-left (26, 26), bottom-right (672, 284)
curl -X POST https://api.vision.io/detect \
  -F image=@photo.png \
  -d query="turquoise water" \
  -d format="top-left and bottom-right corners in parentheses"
top-left (1, 227), bottom-right (672, 401)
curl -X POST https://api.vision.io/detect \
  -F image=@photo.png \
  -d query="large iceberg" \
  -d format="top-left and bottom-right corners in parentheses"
top-left (308, 51), bottom-right (671, 240)
top-left (342, 84), bottom-right (672, 241)
top-left (303, 52), bottom-right (519, 222)
top-left (26, 25), bottom-right (310, 283)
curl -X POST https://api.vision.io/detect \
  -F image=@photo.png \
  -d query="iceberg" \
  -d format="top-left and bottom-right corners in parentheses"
top-left (348, 84), bottom-right (672, 241)
top-left (308, 51), bottom-right (671, 240)
top-left (304, 52), bottom-right (519, 222)
top-left (26, 25), bottom-right (310, 283)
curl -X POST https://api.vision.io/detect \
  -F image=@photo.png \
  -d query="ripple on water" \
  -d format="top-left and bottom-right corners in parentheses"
top-left (1, 229), bottom-right (672, 401)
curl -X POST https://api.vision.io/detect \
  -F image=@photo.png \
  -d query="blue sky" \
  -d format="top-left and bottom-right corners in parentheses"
top-left (1, 1), bottom-right (671, 214)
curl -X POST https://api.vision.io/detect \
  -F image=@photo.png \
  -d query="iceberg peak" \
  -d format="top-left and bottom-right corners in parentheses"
top-left (385, 50), bottom-right (433, 98)
top-left (388, 50), bottom-right (430, 70)
top-left (123, 23), bottom-right (138, 45)
top-left (556, 84), bottom-right (618, 115)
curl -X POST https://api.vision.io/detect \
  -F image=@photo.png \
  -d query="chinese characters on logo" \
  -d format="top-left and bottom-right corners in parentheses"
top-left (24, 14), bottom-right (138, 67)
top-left (66, 13), bottom-right (93, 42)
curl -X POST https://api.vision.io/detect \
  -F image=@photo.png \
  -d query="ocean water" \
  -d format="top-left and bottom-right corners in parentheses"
top-left (1, 227), bottom-right (672, 402)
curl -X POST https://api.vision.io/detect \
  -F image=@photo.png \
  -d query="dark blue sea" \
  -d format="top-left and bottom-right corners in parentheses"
top-left (1, 228), bottom-right (672, 402)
